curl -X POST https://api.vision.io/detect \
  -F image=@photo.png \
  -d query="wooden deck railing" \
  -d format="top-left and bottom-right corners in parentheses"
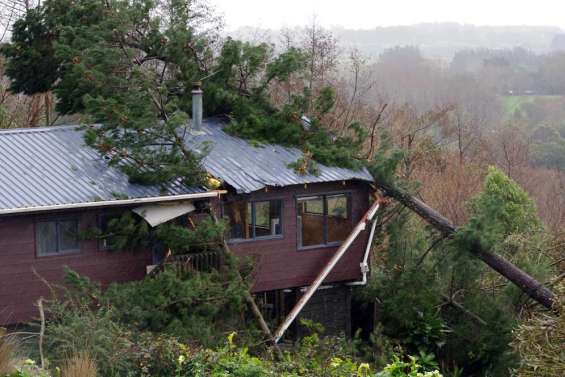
top-left (167, 250), bottom-right (224, 273)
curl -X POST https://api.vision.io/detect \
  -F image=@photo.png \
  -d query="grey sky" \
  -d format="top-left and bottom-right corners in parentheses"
top-left (210, 0), bottom-right (565, 30)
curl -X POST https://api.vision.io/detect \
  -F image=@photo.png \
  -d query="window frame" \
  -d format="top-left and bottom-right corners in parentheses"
top-left (296, 191), bottom-right (352, 250)
top-left (223, 198), bottom-right (284, 243)
top-left (35, 218), bottom-right (81, 257)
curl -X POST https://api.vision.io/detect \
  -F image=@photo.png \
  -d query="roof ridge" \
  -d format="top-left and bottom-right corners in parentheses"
top-left (0, 124), bottom-right (80, 135)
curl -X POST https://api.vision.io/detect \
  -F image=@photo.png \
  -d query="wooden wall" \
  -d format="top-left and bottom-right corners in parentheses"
top-left (223, 180), bottom-right (372, 293)
top-left (0, 180), bottom-right (372, 325)
top-left (0, 209), bottom-right (151, 325)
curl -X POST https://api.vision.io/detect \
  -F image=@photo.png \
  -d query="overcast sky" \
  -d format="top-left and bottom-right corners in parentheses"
top-left (209, 0), bottom-right (565, 30)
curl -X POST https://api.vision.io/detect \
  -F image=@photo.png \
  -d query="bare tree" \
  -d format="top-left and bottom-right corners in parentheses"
top-left (302, 16), bottom-right (339, 109)
top-left (0, 0), bottom-right (30, 43)
top-left (440, 74), bottom-right (501, 165)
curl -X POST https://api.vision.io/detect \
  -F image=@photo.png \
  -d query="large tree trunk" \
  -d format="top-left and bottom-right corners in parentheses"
top-left (375, 182), bottom-right (557, 310)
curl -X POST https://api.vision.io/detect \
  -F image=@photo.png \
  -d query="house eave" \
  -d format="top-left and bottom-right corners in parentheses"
top-left (0, 190), bottom-right (226, 216)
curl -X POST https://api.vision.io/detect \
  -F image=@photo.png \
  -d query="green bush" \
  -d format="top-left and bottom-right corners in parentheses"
top-left (357, 168), bottom-right (557, 376)
top-left (376, 356), bottom-right (443, 377)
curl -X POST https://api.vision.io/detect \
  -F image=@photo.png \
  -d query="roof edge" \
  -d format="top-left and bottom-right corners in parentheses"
top-left (0, 124), bottom-right (82, 135)
top-left (0, 190), bottom-right (226, 216)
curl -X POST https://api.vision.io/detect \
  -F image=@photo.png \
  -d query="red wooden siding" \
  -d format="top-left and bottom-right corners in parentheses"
top-left (0, 180), bottom-right (372, 325)
top-left (0, 209), bottom-right (151, 325)
top-left (222, 181), bottom-right (371, 293)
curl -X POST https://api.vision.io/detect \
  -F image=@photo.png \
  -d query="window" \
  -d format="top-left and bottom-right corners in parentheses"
top-left (98, 214), bottom-right (119, 251)
top-left (224, 199), bottom-right (283, 240)
top-left (297, 193), bottom-right (352, 248)
top-left (36, 219), bottom-right (80, 256)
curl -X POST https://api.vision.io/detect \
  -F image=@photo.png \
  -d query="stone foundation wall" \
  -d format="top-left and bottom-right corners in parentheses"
top-left (298, 285), bottom-right (352, 337)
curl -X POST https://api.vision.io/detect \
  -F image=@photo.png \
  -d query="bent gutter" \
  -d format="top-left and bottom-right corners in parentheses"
top-left (273, 200), bottom-right (381, 343)
top-left (0, 191), bottom-right (226, 216)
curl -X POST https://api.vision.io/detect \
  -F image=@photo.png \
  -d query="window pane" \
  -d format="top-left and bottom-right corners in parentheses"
top-left (303, 196), bottom-right (323, 215)
top-left (254, 200), bottom-right (282, 238)
top-left (224, 200), bottom-right (252, 239)
top-left (270, 200), bottom-right (282, 236)
top-left (298, 196), bottom-right (325, 247)
top-left (58, 220), bottom-right (79, 251)
top-left (37, 222), bottom-right (57, 255)
top-left (247, 202), bottom-right (253, 237)
top-left (327, 195), bottom-right (352, 243)
top-left (99, 215), bottom-right (118, 251)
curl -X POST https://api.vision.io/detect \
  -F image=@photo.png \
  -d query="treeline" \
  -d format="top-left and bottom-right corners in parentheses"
top-left (451, 47), bottom-right (565, 95)
top-left (234, 23), bottom-right (564, 59)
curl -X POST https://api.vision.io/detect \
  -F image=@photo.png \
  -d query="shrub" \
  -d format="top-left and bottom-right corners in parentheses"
top-left (60, 352), bottom-right (97, 377)
top-left (376, 356), bottom-right (443, 377)
top-left (102, 264), bottom-right (253, 347)
top-left (511, 282), bottom-right (565, 377)
top-left (0, 331), bottom-right (17, 375)
top-left (44, 304), bottom-right (135, 376)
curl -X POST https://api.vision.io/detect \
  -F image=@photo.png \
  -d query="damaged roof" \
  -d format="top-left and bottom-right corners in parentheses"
top-left (0, 119), bottom-right (373, 212)
top-left (0, 125), bottom-right (205, 213)
top-left (189, 118), bottom-right (374, 193)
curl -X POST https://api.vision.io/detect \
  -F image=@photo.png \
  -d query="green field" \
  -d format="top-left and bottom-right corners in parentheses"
top-left (501, 95), bottom-right (564, 120)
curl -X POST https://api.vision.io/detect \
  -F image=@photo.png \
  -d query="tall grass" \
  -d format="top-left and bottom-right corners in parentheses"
top-left (0, 332), bottom-right (17, 375)
top-left (61, 352), bottom-right (97, 377)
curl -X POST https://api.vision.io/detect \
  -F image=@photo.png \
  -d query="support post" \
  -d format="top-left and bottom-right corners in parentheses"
top-left (273, 201), bottom-right (381, 343)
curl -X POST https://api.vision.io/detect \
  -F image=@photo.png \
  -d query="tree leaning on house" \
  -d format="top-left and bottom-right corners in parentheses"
top-left (1, 0), bottom-right (364, 186)
top-left (0, 1), bottom-right (560, 376)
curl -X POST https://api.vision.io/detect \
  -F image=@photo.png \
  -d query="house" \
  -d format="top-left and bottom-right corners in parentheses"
top-left (0, 96), bottom-right (376, 337)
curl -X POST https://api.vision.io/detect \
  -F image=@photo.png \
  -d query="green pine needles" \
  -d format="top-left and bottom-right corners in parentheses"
top-left (456, 166), bottom-right (543, 252)
top-left (2, 0), bottom-right (369, 186)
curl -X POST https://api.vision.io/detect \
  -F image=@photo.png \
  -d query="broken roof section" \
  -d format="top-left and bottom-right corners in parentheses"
top-left (0, 125), bottom-right (208, 214)
top-left (0, 119), bottom-right (374, 213)
top-left (187, 118), bottom-right (374, 194)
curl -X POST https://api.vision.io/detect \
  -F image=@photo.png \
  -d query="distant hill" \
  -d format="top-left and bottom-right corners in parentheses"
top-left (230, 23), bottom-right (564, 60)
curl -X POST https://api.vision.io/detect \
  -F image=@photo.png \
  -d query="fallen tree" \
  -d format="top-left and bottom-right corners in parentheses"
top-left (374, 181), bottom-right (557, 310)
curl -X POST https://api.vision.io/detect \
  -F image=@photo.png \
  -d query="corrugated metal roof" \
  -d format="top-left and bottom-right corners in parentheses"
top-left (0, 125), bottom-right (204, 212)
top-left (0, 119), bottom-right (374, 211)
top-left (189, 119), bottom-right (374, 193)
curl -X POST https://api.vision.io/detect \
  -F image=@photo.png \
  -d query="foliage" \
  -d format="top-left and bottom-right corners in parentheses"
top-left (358, 167), bottom-right (557, 376)
top-left (3, 0), bottom-right (214, 187)
top-left (85, 211), bottom-right (151, 252)
top-left (531, 136), bottom-right (565, 172)
top-left (155, 217), bottom-right (226, 254)
top-left (359, 216), bottom-right (447, 354)
top-left (62, 260), bottom-right (250, 346)
top-left (4, 358), bottom-right (51, 377)
top-left (34, 268), bottom-right (447, 377)
top-left (367, 130), bottom-right (406, 186)
top-left (0, 331), bottom-right (17, 375)
top-left (103, 264), bottom-right (250, 346)
top-left (1, 0), bottom-right (369, 187)
top-left (511, 282), bottom-right (565, 377)
top-left (59, 352), bottom-right (97, 377)
top-left (376, 356), bottom-right (443, 377)
top-left (171, 331), bottom-right (415, 377)
top-left (456, 166), bottom-right (543, 252)
top-left (44, 300), bottom-right (135, 376)
top-left (82, 210), bottom-right (226, 255)
top-left (0, 9), bottom-right (59, 95)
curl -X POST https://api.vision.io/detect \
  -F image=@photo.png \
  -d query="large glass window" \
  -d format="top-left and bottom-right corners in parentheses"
top-left (224, 199), bottom-right (282, 240)
top-left (298, 193), bottom-right (352, 247)
top-left (36, 219), bottom-right (80, 256)
top-left (297, 196), bottom-right (325, 247)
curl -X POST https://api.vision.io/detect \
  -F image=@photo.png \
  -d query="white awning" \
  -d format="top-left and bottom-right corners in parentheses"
top-left (132, 201), bottom-right (196, 227)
